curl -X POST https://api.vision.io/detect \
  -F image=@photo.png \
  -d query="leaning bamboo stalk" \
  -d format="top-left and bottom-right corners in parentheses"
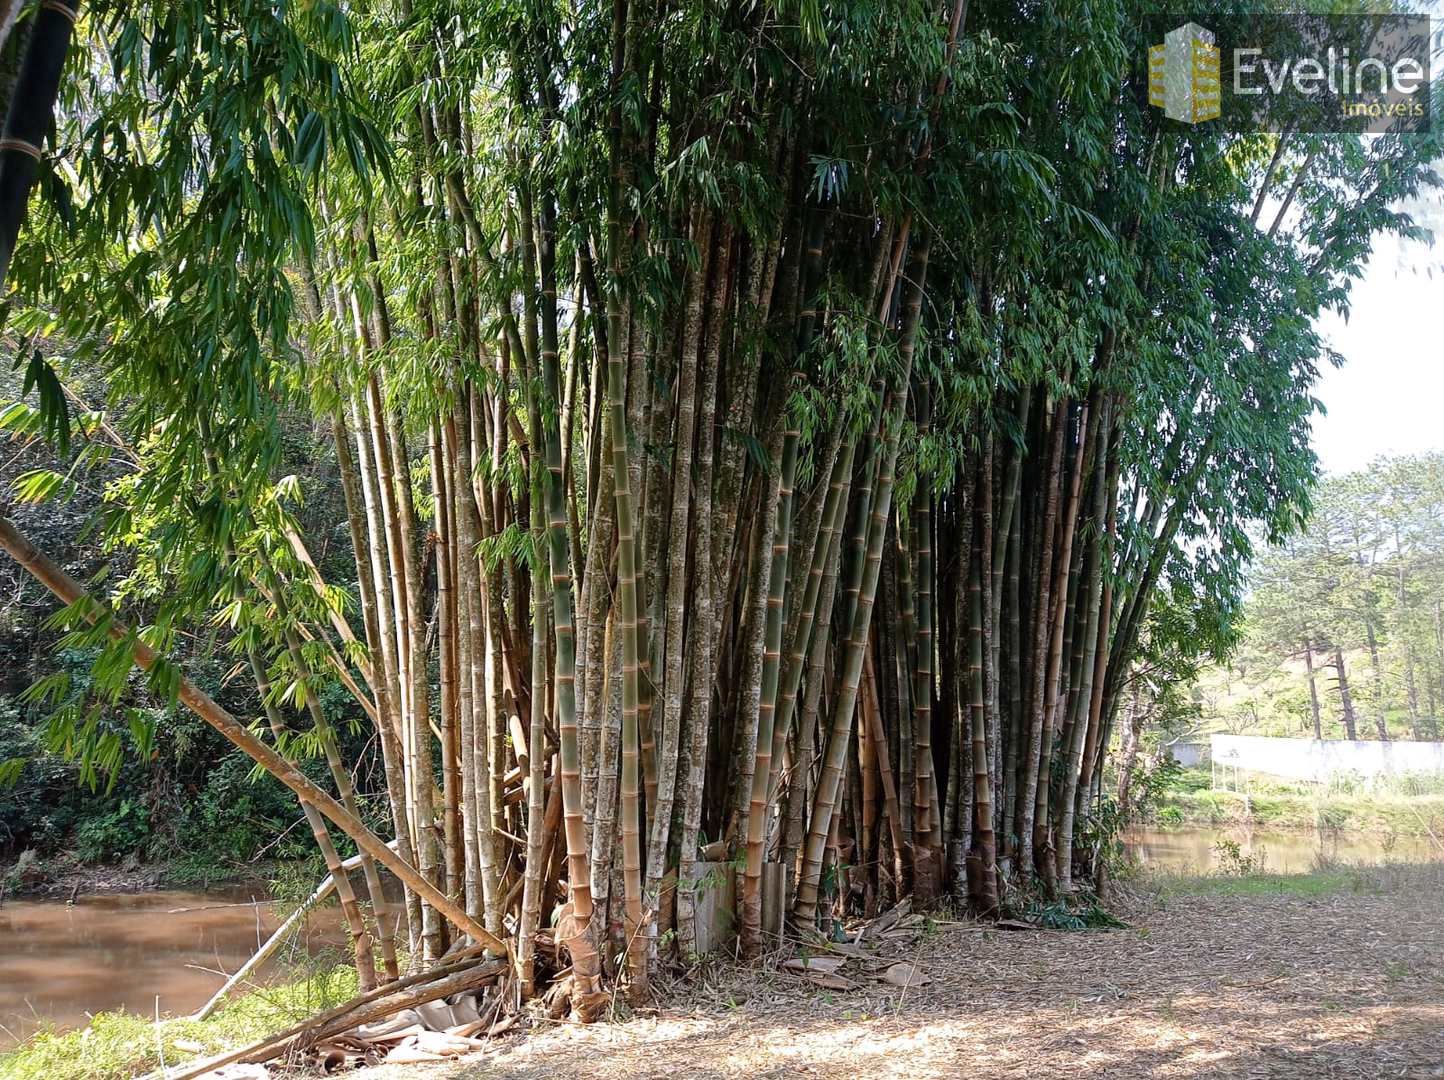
top-left (779, 486), bottom-right (844, 905)
top-left (245, 643), bottom-right (376, 992)
top-left (260, 568), bottom-right (400, 981)
top-left (0, 514), bottom-right (509, 955)
top-left (770, 438), bottom-right (853, 798)
top-left (190, 841), bottom-right (397, 1022)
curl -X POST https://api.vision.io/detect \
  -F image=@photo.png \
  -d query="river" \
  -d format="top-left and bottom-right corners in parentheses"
top-left (0, 887), bottom-right (343, 1048)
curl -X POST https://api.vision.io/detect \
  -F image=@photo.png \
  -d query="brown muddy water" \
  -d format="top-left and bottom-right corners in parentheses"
top-left (0, 887), bottom-right (344, 1047)
top-left (1127, 824), bottom-right (1442, 874)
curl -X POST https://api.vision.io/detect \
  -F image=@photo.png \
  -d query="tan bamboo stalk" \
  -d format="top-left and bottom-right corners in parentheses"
top-left (321, 271), bottom-right (411, 871)
top-left (731, 414), bottom-right (785, 846)
top-left (780, 500), bottom-right (843, 904)
top-left (1076, 425), bottom-right (1120, 810)
top-left (517, 531), bottom-right (548, 995)
top-left (646, 212), bottom-right (713, 963)
top-left (1016, 399), bottom-right (1065, 877)
top-left (1057, 402), bottom-right (1114, 888)
top-left (910, 381), bottom-right (942, 885)
top-left (858, 669), bottom-right (877, 915)
top-left (353, 382), bottom-right (423, 949)
top-left (675, 225), bottom-right (730, 958)
top-left (451, 410), bottom-right (504, 934)
top-left (536, 209), bottom-right (608, 1016)
top-left (363, 376), bottom-right (417, 835)
top-left (862, 649), bottom-right (906, 882)
top-left (892, 527), bottom-right (917, 847)
top-left (966, 465), bottom-right (999, 914)
top-left (742, 419), bottom-right (799, 957)
top-left (477, 393), bottom-right (510, 875)
top-left (0, 515), bottom-right (507, 953)
top-left (430, 421), bottom-right (463, 898)
top-left (579, 406), bottom-right (617, 841)
top-left (604, 270), bottom-right (647, 999)
top-left (443, 416), bottom-right (481, 920)
top-left (383, 405), bottom-right (443, 958)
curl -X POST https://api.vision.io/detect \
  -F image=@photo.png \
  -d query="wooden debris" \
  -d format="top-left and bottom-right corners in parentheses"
top-left (153, 956), bottom-right (507, 1080)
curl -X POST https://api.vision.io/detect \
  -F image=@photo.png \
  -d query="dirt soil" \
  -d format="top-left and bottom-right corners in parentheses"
top-left (355, 881), bottom-right (1444, 1080)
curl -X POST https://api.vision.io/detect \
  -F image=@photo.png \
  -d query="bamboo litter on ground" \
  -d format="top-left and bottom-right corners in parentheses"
top-left (340, 862), bottom-right (1444, 1080)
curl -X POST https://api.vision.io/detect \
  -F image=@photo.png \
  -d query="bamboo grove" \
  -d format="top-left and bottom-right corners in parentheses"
top-left (1, 0), bottom-right (1440, 1018)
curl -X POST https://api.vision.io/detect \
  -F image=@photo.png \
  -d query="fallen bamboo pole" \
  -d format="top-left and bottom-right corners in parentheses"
top-left (190, 842), bottom-right (397, 1022)
top-left (0, 514), bottom-right (508, 956)
top-left (153, 954), bottom-right (507, 1080)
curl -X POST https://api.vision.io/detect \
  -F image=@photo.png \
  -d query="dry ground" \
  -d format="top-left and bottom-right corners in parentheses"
top-left (356, 875), bottom-right (1444, 1080)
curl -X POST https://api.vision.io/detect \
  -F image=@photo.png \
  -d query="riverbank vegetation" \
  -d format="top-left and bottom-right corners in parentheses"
top-left (1143, 766), bottom-right (1444, 837)
top-left (1, 0), bottom-right (1441, 1052)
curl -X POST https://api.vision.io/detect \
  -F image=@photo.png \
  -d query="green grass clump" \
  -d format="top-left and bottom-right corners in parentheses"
top-left (1157, 869), bottom-right (1366, 898)
top-left (0, 957), bottom-right (361, 1080)
top-left (1153, 858), bottom-right (1444, 900)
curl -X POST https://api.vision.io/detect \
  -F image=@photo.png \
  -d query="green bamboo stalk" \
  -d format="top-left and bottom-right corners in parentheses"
top-left (792, 236), bottom-right (930, 930)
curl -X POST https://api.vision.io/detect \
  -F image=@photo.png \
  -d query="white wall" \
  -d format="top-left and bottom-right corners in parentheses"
top-left (1211, 734), bottom-right (1444, 783)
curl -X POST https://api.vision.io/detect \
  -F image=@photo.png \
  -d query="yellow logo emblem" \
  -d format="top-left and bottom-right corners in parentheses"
top-left (1149, 22), bottom-right (1221, 123)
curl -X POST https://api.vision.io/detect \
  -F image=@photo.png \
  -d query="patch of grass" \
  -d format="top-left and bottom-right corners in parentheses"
top-left (1153, 858), bottom-right (1444, 900)
top-left (0, 955), bottom-right (361, 1080)
top-left (1159, 869), bottom-right (1367, 898)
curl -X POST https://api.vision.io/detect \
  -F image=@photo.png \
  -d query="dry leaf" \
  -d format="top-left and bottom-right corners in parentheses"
top-left (783, 955), bottom-right (847, 974)
top-left (803, 970), bottom-right (860, 991)
top-left (880, 962), bottom-right (931, 988)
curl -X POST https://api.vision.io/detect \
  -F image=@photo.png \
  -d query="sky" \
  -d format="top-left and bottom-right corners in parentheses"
top-left (1310, 194), bottom-right (1444, 477)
